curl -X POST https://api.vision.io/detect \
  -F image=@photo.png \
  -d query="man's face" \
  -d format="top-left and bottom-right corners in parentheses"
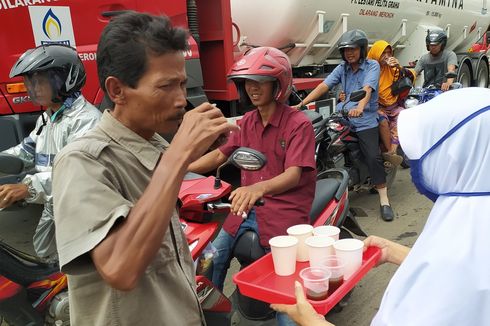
top-left (119, 51), bottom-right (187, 138)
top-left (380, 47), bottom-right (393, 66)
top-left (429, 43), bottom-right (442, 56)
top-left (245, 79), bottom-right (275, 107)
top-left (343, 47), bottom-right (361, 64)
top-left (23, 72), bottom-right (55, 107)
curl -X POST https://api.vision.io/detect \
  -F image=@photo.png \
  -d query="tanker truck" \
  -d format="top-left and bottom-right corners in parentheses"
top-left (1, 0), bottom-right (490, 151)
top-left (232, 0), bottom-right (490, 88)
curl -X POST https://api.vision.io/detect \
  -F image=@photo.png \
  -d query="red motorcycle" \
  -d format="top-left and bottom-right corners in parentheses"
top-left (0, 147), bottom-right (266, 325)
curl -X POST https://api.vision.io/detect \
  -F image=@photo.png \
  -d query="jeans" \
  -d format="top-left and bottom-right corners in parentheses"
top-left (212, 209), bottom-right (260, 291)
top-left (211, 210), bottom-right (297, 325)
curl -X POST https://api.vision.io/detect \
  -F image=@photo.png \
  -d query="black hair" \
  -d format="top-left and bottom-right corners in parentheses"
top-left (96, 11), bottom-right (189, 92)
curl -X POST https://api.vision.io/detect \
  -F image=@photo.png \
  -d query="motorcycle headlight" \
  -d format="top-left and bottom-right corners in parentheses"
top-left (405, 97), bottom-right (419, 109)
top-left (328, 122), bottom-right (340, 130)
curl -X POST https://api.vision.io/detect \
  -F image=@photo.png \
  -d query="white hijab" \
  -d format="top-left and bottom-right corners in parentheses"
top-left (372, 87), bottom-right (490, 326)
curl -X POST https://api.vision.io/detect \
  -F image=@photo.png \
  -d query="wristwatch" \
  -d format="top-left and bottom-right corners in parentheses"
top-left (22, 176), bottom-right (37, 201)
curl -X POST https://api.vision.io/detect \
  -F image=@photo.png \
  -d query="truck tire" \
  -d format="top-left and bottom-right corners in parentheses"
top-left (475, 60), bottom-right (489, 88)
top-left (457, 62), bottom-right (472, 88)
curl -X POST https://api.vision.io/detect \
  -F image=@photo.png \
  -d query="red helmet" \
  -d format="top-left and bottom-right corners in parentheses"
top-left (228, 47), bottom-right (293, 104)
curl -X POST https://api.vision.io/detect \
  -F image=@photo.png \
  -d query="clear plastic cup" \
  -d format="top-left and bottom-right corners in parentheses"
top-left (269, 235), bottom-right (299, 276)
top-left (304, 235), bottom-right (335, 268)
top-left (320, 255), bottom-right (345, 295)
top-left (333, 238), bottom-right (364, 280)
top-left (312, 225), bottom-right (341, 240)
top-left (287, 224), bottom-right (314, 262)
top-left (299, 267), bottom-right (331, 301)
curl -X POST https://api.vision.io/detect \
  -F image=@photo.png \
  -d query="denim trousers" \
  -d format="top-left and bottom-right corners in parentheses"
top-left (211, 210), bottom-right (297, 326)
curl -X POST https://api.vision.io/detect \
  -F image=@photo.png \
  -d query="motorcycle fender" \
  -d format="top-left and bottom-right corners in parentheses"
top-left (0, 275), bottom-right (22, 300)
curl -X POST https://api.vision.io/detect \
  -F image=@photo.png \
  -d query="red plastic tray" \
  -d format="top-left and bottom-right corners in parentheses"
top-left (233, 246), bottom-right (381, 315)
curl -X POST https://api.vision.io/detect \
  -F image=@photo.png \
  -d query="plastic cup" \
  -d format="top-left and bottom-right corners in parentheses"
top-left (333, 238), bottom-right (364, 280)
top-left (299, 267), bottom-right (331, 301)
top-left (269, 235), bottom-right (299, 276)
top-left (312, 225), bottom-right (341, 240)
top-left (304, 235), bottom-right (335, 268)
top-left (320, 255), bottom-right (345, 295)
top-left (287, 224), bottom-right (314, 262)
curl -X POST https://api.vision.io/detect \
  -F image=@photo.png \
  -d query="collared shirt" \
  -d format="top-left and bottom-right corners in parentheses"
top-left (324, 59), bottom-right (380, 131)
top-left (219, 103), bottom-right (316, 247)
top-left (53, 111), bottom-right (204, 326)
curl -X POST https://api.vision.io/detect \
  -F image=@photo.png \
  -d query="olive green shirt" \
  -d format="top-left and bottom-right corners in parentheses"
top-left (53, 111), bottom-right (204, 325)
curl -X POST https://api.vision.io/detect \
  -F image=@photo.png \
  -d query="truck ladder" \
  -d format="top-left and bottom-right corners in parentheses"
top-left (292, 12), bottom-right (349, 66)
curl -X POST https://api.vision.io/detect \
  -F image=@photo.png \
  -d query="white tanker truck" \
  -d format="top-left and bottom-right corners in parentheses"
top-left (231, 0), bottom-right (490, 88)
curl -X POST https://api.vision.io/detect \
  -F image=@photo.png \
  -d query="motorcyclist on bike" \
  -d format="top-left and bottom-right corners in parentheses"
top-left (188, 47), bottom-right (316, 295)
top-left (0, 44), bottom-right (101, 262)
top-left (298, 29), bottom-right (395, 221)
top-left (414, 30), bottom-right (457, 91)
top-left (367, 40), bottom-right (416, 164)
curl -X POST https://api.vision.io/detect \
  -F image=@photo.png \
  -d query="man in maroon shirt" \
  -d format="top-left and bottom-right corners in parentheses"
top-left (188, 47), bottom-right (316, 291)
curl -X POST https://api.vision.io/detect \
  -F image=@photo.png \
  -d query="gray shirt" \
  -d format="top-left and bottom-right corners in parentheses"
top-left (415, 49), bottom-right (458, 88)
top-left (53, 111), bottom-right (204, 326)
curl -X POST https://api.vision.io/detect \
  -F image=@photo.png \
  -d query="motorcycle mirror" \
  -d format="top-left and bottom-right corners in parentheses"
top-left (445, 71), bottom-right (457, 79)
top-left (349, 89), bottom-right (366, 102)
top-left (229, 147), bottom-right (267, 171)
top-left (0, 153), bottom-right (24, 175)
top-left (339, 89), bottom-right (367, 117)
top-left (214, 147), bottom-right (267, 189)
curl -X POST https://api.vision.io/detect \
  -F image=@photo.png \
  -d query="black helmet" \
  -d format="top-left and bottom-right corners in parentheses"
top-left (426, 30), bottom-right (447, 51)
top-left (338, 29), bottom-right (369, 62)
top-left (10, 44), bottom-right (86, 98)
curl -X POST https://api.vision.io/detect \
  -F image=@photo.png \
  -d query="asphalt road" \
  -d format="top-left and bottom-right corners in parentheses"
top-left (0, 167), bottom-right (433, 326)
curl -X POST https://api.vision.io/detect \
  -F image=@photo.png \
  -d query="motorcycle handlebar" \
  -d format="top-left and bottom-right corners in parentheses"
top-left (206, 198), bottom-right (264, 212)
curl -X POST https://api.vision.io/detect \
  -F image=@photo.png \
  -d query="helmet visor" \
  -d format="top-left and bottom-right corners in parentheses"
top-left (339, 44), bottom-right (359, 50)
top-left (228, 74), bottom-right (276, 83)
top-left (23, 71), bottom-right (60, 106)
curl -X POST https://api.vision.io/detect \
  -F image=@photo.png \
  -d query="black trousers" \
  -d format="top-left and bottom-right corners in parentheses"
top-left (356, 126), bottom-right (386, 186)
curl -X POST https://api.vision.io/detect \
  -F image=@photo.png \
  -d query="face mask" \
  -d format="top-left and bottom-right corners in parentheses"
top-left (409, 106), bottom-right (490, 202)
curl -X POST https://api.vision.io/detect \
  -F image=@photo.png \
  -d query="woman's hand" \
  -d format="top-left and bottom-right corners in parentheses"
top-left (364, 235), bottom-right (410, 266)
top-left (271, 281), bottom-right (334, 326)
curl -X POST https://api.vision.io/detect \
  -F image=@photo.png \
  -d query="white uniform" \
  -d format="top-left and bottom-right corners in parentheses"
top-left (372, 87), bottom-right (490, 325)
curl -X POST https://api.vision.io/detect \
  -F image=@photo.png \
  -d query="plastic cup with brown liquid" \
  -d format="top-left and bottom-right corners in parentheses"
top-left (320, 255), bottom-right (345, 296)
top-left (299, 267), bottom-right (331, 301)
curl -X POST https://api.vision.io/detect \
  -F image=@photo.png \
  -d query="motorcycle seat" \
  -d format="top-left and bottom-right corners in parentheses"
top-left (0, 243), bottom-right (59, 286)
top-left (309, 178), bottom-right (341, 224)
top-left (233, 230), bottom-right (266, 266)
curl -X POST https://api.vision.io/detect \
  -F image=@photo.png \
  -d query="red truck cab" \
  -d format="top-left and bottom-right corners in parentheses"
top-left (470, 31), bottom-right (490, 53)
top-left (0, 0), bottom-right (238, 149)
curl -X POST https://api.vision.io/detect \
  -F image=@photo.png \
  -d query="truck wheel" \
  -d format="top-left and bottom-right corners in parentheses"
top-left (457, 62), bottom-right (472, 87)
top-left (476, 60), bottom-right (489, 88)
